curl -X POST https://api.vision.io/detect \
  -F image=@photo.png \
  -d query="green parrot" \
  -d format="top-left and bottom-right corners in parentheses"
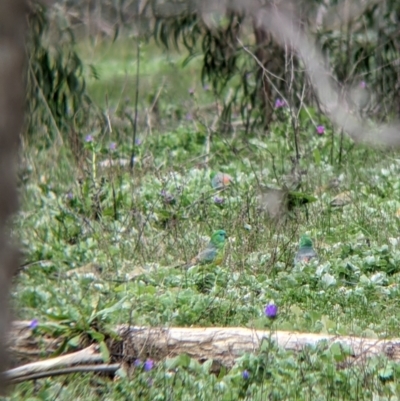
top-left (186, 230), bottom-right (228, 268)
top-left (294, 235), bottom-right (318, 265)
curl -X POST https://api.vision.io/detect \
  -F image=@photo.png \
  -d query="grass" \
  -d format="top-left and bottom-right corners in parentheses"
top-left (6, 36), bottom-right (400, 400)
top-left (77, 38), bottom-right (213, 123)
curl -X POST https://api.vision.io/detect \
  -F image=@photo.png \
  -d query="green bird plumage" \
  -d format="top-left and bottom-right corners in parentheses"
top-left (186, 230), bottom-right (228, 268)
top-left (294, 235), bottom-right (318, 265)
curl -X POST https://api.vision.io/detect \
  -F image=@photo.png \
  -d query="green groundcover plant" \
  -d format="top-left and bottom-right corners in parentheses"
top-left (10, 22), bottom-right (400, 399)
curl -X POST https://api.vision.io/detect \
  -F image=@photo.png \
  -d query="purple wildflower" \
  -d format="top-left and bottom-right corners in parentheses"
top-left (316, 125), bottom-right (325, 135)
top-left (214, 196), bottom-right (225, 205)
top-left (144, 359), bottom-right (154, 371)
top-left (242, 370), bottom-right (250, 379)
top-left (203, 84), bottom-right (210, 91)
top-left (109, 142), bottom-right (117, 151)
top-left (188, 88), bottom-right (195, 95)
top-left (360, 81), bottom-right (366, 88)
top-left (264, 303), bottom-right (278, 319)
top-left (274, 98), bottom-right (286, 108)
top-left (135, 138), bottom-right (142, 146)
top-left (66, 191), bottom-right (73, 200)
top-left (85, 134), bottom-right (94, 143)
top-left (29, 319), bottom-right (38, 330)
top-left (185, 113), bottom-right (193, 121)
top-left (134, 359), bottom-right (142, 367)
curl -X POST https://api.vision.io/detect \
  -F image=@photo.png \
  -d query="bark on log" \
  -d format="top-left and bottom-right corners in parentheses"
top-left (7, 321), bottom-right (62, 366)
top-left (117, 325), bottom-right (400, 368)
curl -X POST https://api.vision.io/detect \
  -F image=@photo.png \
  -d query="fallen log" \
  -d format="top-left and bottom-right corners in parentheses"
top-left (6, 321), bottom-right (400, 384)
top-left (8, 320), bottom-right (62, 364)
top-left (117, 325), bottom-right (400, 368)
top-left (4, 345), bottom-right (104, 383)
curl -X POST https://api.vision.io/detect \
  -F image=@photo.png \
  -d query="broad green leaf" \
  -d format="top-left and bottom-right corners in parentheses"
top-left (99, 341), bottom-right (110, 363)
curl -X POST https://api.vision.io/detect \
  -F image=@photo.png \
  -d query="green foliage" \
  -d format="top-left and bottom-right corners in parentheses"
top-left (12, 32), bottom-right (400, 400)
top-left (152, 0), bottom-right (400, 130)
top-left (153, 8), bottom-right (280, 130)
top-left (15, 105), bottom-right (400, 396)
top-left (316, 1), bottom-right (400, 118)
top-left (26, 2), bottom-right (95, 144)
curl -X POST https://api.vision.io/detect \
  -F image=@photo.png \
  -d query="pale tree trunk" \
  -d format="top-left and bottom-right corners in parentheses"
top-left (0, 0), bottom-right (27, 393)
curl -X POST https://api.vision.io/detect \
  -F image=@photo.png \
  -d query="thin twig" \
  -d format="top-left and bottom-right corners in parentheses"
top-left (105, 94), bottom-right (112, 133)
top-left (146, 79), bottom-right (165, 136)
top-left (130, 1), bottom-right (141, 169)
top-left (338, 128), bottom-right (344, 165)
top-left (237, 38), bottom-right (288, 107)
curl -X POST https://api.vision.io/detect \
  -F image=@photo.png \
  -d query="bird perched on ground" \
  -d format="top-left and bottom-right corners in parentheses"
top-left (210, 172), bottom-right (233, 190)
top-left (51, 262), bottom-right (103, 280)
top-left (185, 230), bottom-right (228, 268)
top-left (294, 235), bottom-right (318, 265)
top-left (330, 191), bottom-right (352, 207)
top-left (315, 177), bottom-right (341, 196)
